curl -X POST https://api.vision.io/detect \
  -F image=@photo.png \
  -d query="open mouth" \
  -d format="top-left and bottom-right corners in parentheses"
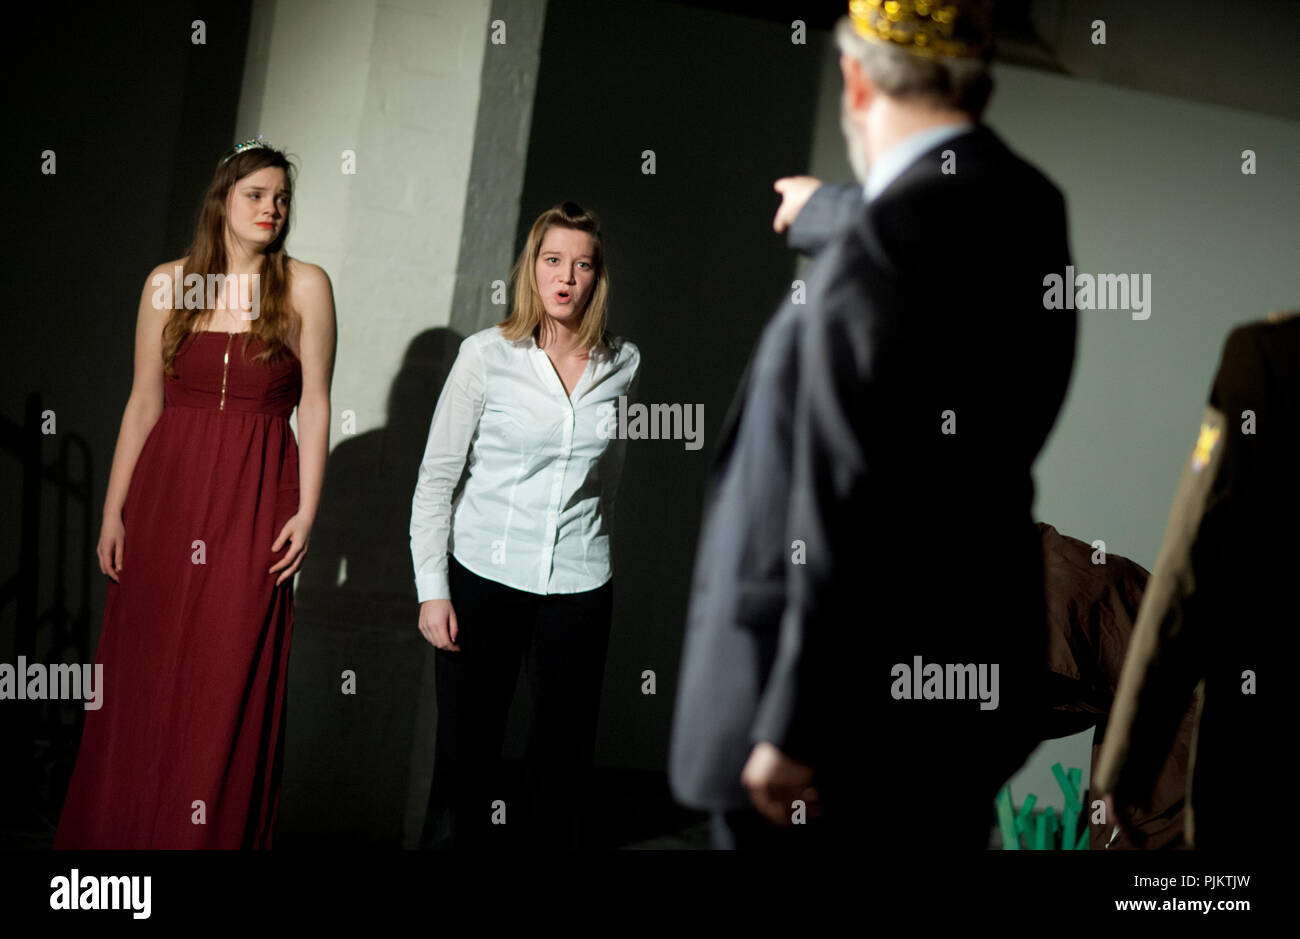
top-left (556, 290), bottom-right (572, 303)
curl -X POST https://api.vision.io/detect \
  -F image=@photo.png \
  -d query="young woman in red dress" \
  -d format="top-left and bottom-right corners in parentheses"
top-left (54, 140), bottom-right (337, 848)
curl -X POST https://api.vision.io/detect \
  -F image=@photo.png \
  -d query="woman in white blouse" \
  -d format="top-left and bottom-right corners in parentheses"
top-left (410, 202), bottom-right (640, 849)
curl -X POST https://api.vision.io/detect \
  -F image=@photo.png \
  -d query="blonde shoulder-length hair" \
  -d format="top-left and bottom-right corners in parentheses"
top-left (498, 202), bottom-right (610, 351)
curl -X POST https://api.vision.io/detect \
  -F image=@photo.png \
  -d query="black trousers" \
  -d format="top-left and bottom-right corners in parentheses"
top-left (709, 806), bottom-right (832, 850)
top-left (710, 754), bottom-right (1003, 850)
top-left (420, 555), bottom-right (613, 850)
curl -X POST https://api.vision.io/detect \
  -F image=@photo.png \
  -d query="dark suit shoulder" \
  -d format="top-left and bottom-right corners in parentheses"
top-left (1212, 313), bottom-right (1300, 408)
top-left (872, 124), bottom-right (1065, 213)
top-left (1220, 311), bottom-right (1300, 360)
top-left (858, 126), bottom-right (1068, 277)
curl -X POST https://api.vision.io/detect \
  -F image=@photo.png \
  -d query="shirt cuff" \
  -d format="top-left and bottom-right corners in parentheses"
top-left (415, 570), bottom-right (450, 603)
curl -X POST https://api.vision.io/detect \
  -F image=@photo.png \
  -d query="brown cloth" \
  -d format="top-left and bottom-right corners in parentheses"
top-left (1037, 522), bottom-right (1194, 850)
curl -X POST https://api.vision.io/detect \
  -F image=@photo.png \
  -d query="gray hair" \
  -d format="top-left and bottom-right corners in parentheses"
top-left (833, 15), bottom-right (993, 118)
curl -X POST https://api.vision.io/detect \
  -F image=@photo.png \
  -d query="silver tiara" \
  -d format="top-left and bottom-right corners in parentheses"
top-left (222, 135), bottom-right (271, 165)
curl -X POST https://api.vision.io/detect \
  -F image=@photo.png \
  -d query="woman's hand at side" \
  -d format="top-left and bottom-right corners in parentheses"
top-left (418, 599), bottom-right (460, 651)
top-left (95, 260), bottom-right (173, 586)
top-left (98, 512), bottom-right (126, 583)
top-left (269, 513), bottom-right (312, 586)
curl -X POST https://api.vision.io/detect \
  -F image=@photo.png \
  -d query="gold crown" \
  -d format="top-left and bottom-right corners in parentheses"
top-left (849, 0), bottom-right (995, 60)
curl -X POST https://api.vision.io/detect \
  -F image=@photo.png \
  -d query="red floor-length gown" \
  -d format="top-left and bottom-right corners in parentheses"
top-left (55, 329), bottom-right (302, 849)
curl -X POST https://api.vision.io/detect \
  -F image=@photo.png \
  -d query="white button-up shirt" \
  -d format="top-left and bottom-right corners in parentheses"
top-left (411, 325), bottom-right (641, 601)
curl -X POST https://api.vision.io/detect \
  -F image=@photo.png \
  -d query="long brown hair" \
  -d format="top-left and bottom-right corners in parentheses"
top-left (161, 144), bottom-right (299, 374)
top-left (499, 202), bottom-right (610, 351)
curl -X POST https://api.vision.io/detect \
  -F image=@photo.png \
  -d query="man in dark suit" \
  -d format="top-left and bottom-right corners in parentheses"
top-left (1096, 312), bottom-right (1299, 851)
top-left (669, 0), bottom-right (1077, 848)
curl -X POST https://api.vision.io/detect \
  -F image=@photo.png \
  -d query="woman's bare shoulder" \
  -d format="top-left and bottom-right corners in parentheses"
top-left (286, 259), bottom-right (334, 348)
top-left (147, 256), bottom-right (188, 280)
top-left (288, 257), bottom-right (331, 292)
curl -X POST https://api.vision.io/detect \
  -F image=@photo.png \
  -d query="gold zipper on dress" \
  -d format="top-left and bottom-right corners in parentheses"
top-left (219, 332), bottom-right (233, 411)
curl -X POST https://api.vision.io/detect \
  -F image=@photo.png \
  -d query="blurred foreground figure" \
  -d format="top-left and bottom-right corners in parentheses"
top-left (1097, 312), bottom-right (1300, 851)
top-left (670, 0), bottom-right (1078, 849)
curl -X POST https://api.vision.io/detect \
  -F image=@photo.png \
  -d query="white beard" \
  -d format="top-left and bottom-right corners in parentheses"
top-left (840, 90), bottom-right (870, 184)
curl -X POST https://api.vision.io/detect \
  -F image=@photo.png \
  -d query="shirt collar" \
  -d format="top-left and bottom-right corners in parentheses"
top-left (863, 122), bottom-right (974, 202)
top-left (525, 330), bottom-right (613, 364)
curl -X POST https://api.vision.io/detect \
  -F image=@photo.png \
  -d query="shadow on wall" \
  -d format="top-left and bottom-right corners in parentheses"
top-left (280, 328), bottom-right (460, 848)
